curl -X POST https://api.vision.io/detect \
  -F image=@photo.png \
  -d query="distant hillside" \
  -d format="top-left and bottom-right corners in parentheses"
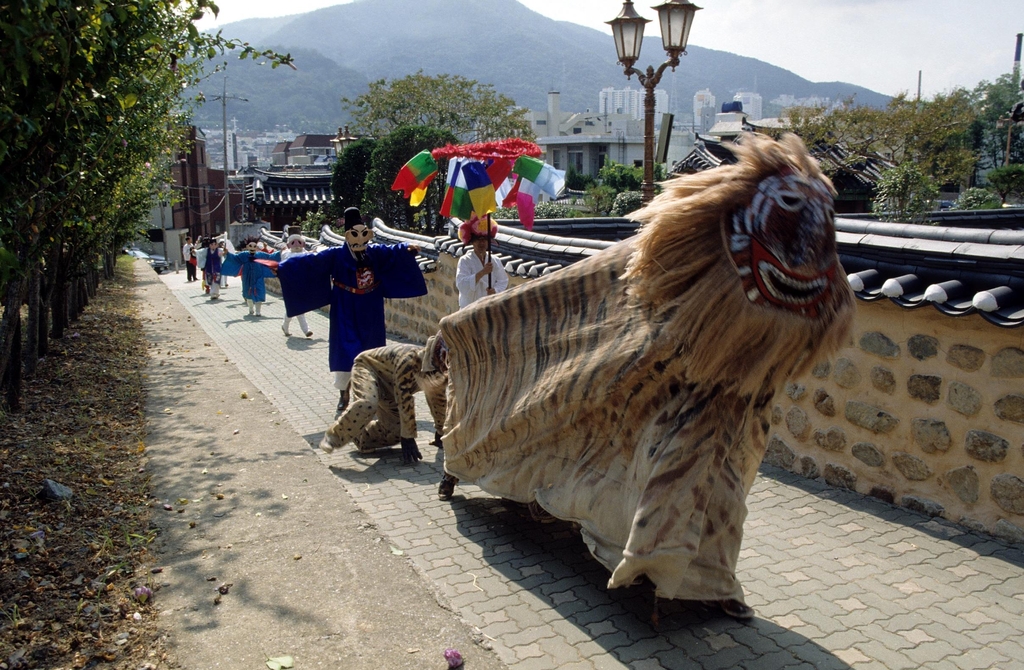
top-left (203, 0), bottom-right (889, 132)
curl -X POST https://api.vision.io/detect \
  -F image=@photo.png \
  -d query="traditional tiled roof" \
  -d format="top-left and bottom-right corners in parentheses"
top-left (243, 169), bottom-right (333, 207)
top-left (309, 211), bottom-right (1024, 328)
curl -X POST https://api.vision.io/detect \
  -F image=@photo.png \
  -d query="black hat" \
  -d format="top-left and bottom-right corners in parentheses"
top-left (343, 207), bottom-right (364, 231)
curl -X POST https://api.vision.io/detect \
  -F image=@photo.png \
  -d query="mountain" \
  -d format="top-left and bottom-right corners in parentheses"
top-left (193, 0), bottom-right (889, 132)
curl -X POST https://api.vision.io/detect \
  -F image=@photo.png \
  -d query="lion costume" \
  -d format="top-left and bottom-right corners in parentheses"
top-left (439, 134), bottom-right (854, 609)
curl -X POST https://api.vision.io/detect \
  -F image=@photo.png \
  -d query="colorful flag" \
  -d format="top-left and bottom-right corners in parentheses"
top-left (512, 156), bottom-right (565, 198)
top-left (463, 161), bottom-right (497, 217)
top-left (516, 178), bottom-right (542, 231)
top-left (441, 159), bottom-right (496, 219)
top-left (486, 158), bottom-right (513, 188)
top-left (391, 150), bottom-right (439, 207)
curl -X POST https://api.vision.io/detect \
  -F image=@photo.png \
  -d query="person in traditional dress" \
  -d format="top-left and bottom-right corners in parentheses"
top-left (182, 236), bottom-right (197, 282)
top-left (455, 214), bottom-right (508, 308)
top-left (198, 237), bottom-right (222, 300)
top-left (221, 236), bottom-right (280, 316)
top-left (279, 234), bottom-right (313, 337)
top-left (277, 207), bottom-right (427, 413)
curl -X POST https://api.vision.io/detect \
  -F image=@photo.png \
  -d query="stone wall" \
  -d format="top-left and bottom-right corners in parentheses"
top-left (765, 299), bottom-right (1024, 543)
top-left (383, 254), bottom-right (528, 343)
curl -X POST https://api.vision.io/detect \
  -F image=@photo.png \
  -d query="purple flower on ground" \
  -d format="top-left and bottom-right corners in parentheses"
top-left (134, 586), bottom-right (153, 603)
top-left (444, 648), bottom-right (463, 668)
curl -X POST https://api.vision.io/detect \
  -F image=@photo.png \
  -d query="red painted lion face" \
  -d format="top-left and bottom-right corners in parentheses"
top-left (728, 169), bottom-right (838, 318)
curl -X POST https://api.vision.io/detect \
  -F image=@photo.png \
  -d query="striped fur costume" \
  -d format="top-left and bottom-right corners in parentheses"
top-left (440, 134), bottom-right (854, 602)
top-left (321, 339), bottom-right (447, 455)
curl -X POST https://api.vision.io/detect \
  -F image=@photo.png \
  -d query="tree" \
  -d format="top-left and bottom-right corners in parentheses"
top-left (564, 165), bottom-right (594, 191)
top-left (872, 162), bottom-right (939, 222)
top-left (0, 0), bottom-right (292, 409)
top-left (343, 71), bottom-right (534, 142)
top-left (785, 91), bottom-right (978, 185)
top-left (360, 126), bottom-right (458, 235)
top-left (951, 187), bottom-right (1001, 210)
top-left (332, 138), bottom-right (378, 214)
top-left (971, 72), bottom-right (1024, 169)
top-left (985, 164), bottom-right (1024, 204)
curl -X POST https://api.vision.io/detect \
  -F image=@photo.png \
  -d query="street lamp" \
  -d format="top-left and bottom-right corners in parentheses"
top-left (608, 0), bottom-right (700, 204)
top-left (211, 76), bottom-right (248, 233)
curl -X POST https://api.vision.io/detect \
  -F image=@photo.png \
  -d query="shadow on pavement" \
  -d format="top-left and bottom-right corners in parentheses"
top-left (442, 498), bottom-right (854, 669)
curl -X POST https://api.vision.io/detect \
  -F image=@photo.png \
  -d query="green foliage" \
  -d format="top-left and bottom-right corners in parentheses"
top-left (564, 165), bottom-right (594, 191)
top-left (971, 72), bottom-right (1024, 169)
top-left (585, 185), bottom-right (617, 216)
top-left (872, 163), bottom-right (940, 222)
top-left (294, 206), bottom-right (333, 237)
top-left (598, 161), bottom-right (643, 193)
top-left (951, 187), bottom-right (1002, 210)
top-left (785, 90), bottom-right (978, 185)
top-left (360, 126), bottom-right (457, 235)
top-left (984, 164), bottom-right (1024, 204)
top-left (343, 71), bottom-right (534, 142)
top-left (332, 138), bottom-right (377, 214)
top-left (611, 191), bottom-right (643, 217)
top-left (493, 202), bottom-right (582, 220)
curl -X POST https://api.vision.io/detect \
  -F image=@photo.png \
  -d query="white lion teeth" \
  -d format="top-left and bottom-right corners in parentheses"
top-left (756, 260), bottom-right (827, 303)
top-left (730, 234), bottom-right (750, 253)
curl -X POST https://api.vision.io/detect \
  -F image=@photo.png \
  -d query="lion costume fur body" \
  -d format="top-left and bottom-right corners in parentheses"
top-left (440, 134), bottom-right (854, 601)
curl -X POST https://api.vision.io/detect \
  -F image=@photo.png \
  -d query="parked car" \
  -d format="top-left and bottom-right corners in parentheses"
top-left (125, 248), bottom-right (169, 274)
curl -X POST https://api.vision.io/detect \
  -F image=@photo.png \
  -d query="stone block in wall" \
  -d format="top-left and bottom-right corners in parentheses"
top-left (944, 466), bottom-right (979, 504)
top-left (852, 442), bottom-right (885, 467)
top-left (813, 388), bottom-right (836, 417)
top-left (892, 452), bottom-right (932, 481)
top-left (907, 374), bottom-right (942, 404)
top-left (833, 358), bottom-right (860, 389)
top-left (798, 456), bottom-right (819, 479)
top-left (771, 405), bottom-right (782, 425)
top-left (907, 335), bottom-right (939, 361)
top-left (823, 463), bottom-right (857, 490)
top-left (992, 347), bottom-right (1024, 378)
top-left (811, 361), bottom-right (831, 379)
top-left (912, 418), bottom-right (951, 454)
top-left (844, 401), bottom-right (899, 434)
top-left (994, 394), bottom-right (1024, 424)
top-left (946, 344), bottom-right (986, 372)
top-left (813, 426), bottom-right (847, 452)
top-left (785, 407), bottom-right (810, 440)
top-left (859, 331), bottom-right (900, 359)
top-left (991, 474), bottom-right (1024, 515)
top-left (959, 516), bottom-right (987, 532)
top-left (784, 382), bottom-right (806, 401)
top-left (947, 381), bottom-right (982, 417)
top-left (765, 435), bottom-right (796, 469)
top-left (869, 486), bottom-right (895, 504)
top-left (870, 366), bottom-right (896, 394)
top-left (964, 430), bottom-right (1009, 463)
top-left (902, 495), bottom-right (944, 517)
top-left (993, 520), bottom-right (1024, 545)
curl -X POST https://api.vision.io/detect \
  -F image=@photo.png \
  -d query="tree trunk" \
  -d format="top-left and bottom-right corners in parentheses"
top-left (23, 265), bottom-right (40, 376)
top-left (0, 241), bottom-right (31, 392)
top-left (51, 276), bottom-right (67, 340)
top-left (2, 312), bottom-right (22, 412)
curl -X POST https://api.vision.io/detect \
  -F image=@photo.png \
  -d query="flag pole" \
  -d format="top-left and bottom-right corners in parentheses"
top-left (486, 213), bottom-right (493, 291)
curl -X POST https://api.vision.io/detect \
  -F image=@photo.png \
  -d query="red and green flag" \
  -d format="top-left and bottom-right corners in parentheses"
top-left (391, 150), bottom-right (439, 207)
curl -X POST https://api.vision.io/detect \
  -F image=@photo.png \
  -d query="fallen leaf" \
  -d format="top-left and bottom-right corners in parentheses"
top-left (281, 494), bottom-right (288, 499)
top-left (267, 655), bottom-right (294, 670)
top-left (240, 392), bottom-right (248, 399)
top-left (390, 546), bottom-right (404, 556)
top-left (293, 554), bottom-right (301, 560)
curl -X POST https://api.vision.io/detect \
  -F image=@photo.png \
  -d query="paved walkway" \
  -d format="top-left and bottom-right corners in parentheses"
top-left (157, 269), bottom-right (1024, 670)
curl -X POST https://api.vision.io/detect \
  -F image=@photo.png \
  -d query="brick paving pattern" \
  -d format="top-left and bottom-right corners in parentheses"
top-left (159, 271), bottom-right (1024, 670)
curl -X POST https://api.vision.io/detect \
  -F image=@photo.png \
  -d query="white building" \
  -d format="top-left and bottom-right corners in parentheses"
top-left (692, 88), bottom-right (716, 135)
top-left (598, 87), bottom-right (668, 122)
top-left (733, 91), bottom-right (763, 121)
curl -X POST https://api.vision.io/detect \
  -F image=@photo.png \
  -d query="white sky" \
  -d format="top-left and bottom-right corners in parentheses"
top-left (197, 0), bottom-right (1023, 98)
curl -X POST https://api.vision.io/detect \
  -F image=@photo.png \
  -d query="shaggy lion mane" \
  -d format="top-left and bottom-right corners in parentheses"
top-left (623, 133), bottom-right (854, 394)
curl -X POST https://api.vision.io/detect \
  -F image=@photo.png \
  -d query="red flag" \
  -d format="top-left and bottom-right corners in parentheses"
top-left (502, 176), bottom-right (522, 208)
top-left (486, 158), bottom-right (512, 188)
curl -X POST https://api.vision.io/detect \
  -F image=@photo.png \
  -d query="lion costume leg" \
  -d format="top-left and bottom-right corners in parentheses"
top-left (319, 363), bottom-right (379, 453)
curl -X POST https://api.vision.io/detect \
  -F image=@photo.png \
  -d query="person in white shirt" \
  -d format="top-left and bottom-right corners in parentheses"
top-left (279, 234), bottom-right (313, 337)
top-left (455, 214), bottom-right (508, 309)
top-left (182, 236), bottom-right (197, 282)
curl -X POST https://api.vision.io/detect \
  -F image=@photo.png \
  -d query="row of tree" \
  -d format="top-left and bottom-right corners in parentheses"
top-left (0, 0), bottom-right (291, 411)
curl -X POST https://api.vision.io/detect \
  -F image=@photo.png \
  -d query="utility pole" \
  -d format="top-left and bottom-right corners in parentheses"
top-left (210, 76), bottom-right (248, 233)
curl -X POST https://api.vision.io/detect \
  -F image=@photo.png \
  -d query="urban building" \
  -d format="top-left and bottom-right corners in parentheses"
top-left (271, 134), bottom-right (337, 166)
top-left (692, 89), bottom-right (716, 135)
top-left (598, 86), bottom-right (668, 121)
top-left (733, 91), bottom-right (763, 121)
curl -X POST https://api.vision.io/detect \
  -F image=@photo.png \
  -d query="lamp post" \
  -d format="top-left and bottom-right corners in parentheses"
top-left (608, 0), bottom-right (700, 204)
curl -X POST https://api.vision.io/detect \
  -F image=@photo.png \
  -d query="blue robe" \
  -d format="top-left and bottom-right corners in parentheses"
top-left (200, 247), bottom-right (222, 282)
top-left (277, 243), bottom-right (426, 373)
top-left (222, 250), bottom-right (280, 303)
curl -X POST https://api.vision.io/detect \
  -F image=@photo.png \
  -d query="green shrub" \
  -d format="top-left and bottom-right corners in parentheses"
top-left (611, 191), bottom-right (643, 216)
top-left (951, 188), bottom-right (1001, 210)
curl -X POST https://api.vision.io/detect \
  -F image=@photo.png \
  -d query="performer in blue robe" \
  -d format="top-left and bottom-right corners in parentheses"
top-left (222, 236), bottom-right (281, 316)
top-left (277, 208), bottom-right (427, 411)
